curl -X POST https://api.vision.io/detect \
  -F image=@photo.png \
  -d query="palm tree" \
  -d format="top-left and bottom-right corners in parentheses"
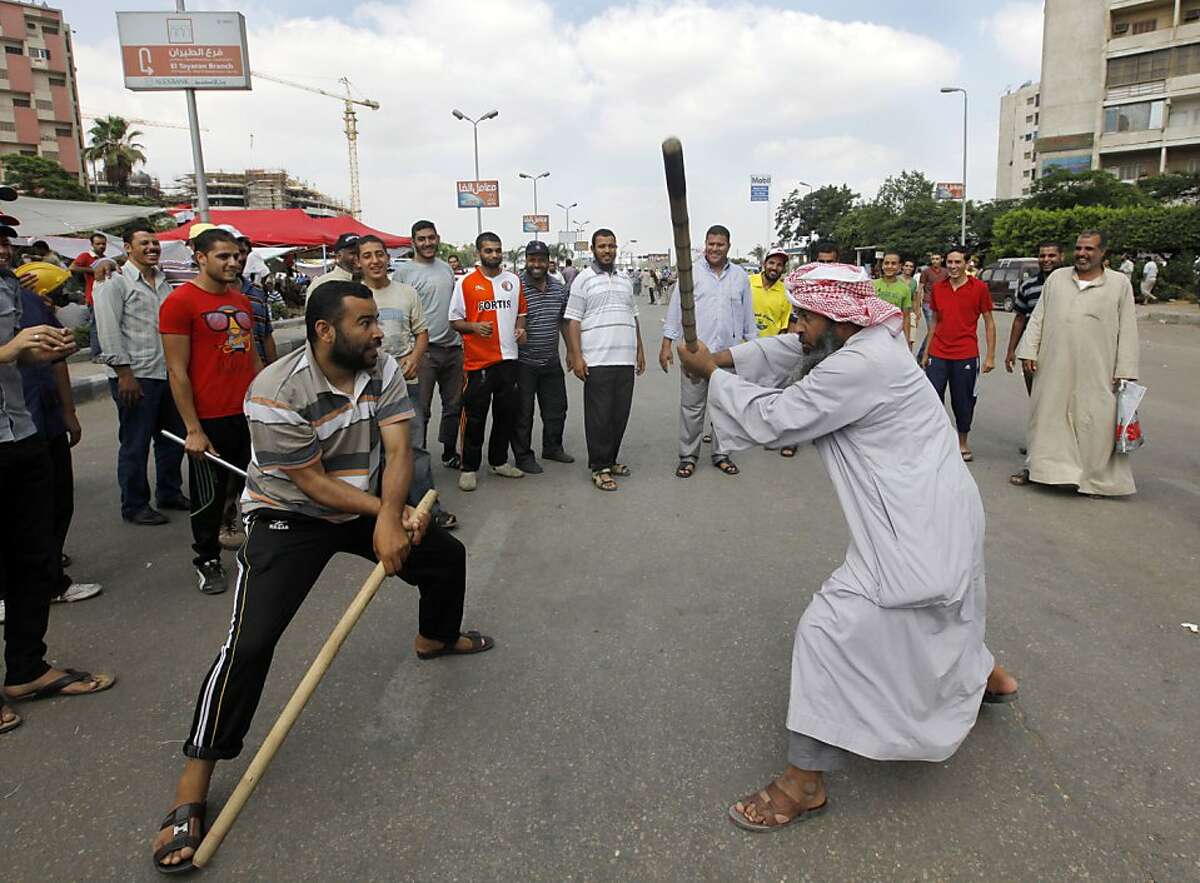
top-left (85, 116), bottom-right (146, 194)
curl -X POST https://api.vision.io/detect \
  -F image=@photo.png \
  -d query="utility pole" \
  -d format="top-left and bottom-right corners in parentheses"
top-left (176, 0), bottom-right (209, 221)
top-left (519, 171), bottom-right (549, 240)
top-left (452, 109), bottom-right (499, 236)
top-left (941, 86), bottom-right (969, 245)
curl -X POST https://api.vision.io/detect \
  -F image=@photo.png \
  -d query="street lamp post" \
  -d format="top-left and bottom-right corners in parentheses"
top-left (795, 180), bottom-right (815, 251)
top-left (519, 171), bottom-right (550, 240)
top-left (556, 201), bottom-right (577, 248)
top-left (940, 87), bottom-right (968, 246)
top-left (629, 239), bottom-right (638, 270)
top-left (451, 108), bottom-right (499, 236)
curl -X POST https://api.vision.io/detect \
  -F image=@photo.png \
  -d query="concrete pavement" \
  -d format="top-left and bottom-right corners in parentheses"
top-left (4, 307), bottom-right (1198, 881)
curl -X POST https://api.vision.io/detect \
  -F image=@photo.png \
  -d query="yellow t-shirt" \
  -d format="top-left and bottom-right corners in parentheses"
top-left (750, 273), bottom-right (790, 337)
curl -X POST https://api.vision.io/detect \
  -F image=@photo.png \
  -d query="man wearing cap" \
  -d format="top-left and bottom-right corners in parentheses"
top-left (751, 248), bottom-right (796, 457)
top-left (309, 233), bottom-right (360, 296)
top-left (513, 240), bottom-right (573, 474)
top-left (94, 225), bottom-right (189, 525)
top-left (659, 224), bottom-right (757, 478)
top-left (675, 261), bottom-right (1017, 832)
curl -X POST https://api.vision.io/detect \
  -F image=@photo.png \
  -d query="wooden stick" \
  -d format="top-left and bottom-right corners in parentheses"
top-left (662, 137), bottom-right (698, 352)
top-left (192, 489), bottom-right (439, 869)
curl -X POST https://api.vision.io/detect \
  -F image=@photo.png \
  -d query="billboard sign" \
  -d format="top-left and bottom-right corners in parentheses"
top-left (117, 12), bottom-right (250, 91)
top-left (750, 173), bottom-right (772, 203)
top-left (575, 241), bottom-right (590, 252)
top-left (934, 182), bottom-right (965, 201)
top-left (522, 214), bottom-right (550, 233)
top-left (456, 180), bottom-right (500, 208)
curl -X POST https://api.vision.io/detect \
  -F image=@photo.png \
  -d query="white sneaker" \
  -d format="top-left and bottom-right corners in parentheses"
top-left (52, 583), bottom-right (103, 604)
top-left (458, 471), bottom-right (477, 491)
top-left (489, 462), bottom-right (525, 479)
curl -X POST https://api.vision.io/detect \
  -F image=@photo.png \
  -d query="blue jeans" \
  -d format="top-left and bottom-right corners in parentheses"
top-left (404, 380), bottom-right (444, 516)
top-left (915, 304), bottom-right (934, 360)
top-left (925, 356), bottom-right (979, 434)
top-left (108, 377), bottom-right (186, 516)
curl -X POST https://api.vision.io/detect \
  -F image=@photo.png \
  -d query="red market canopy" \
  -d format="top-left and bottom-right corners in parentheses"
top-left (158, 209), bottom-right (410, 248)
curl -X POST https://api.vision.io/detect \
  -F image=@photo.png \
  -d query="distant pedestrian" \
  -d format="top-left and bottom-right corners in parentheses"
top-left (1014, 231), bottom-right (1139, 495)
top-left (916, 252), bottom-right (949, 360)
top-left (93, 226), bottom-right (188, 525)
top-left (160, 228), bottom-right (261, 594)
top-left (398, 221), bottom-right (465, 469)
top-left (561, 258), bottom-right (578, 291)
top-left (872, 251), bottom-right (914, 347)
top-left (564, 228), bottom-right (645, 491)
top-left (1139, 255), bottom-right (1159, 303)
top-left (641, 267), bottom-right (657, 305)
top-left (513, 240), bottom-right (573, 474)
top-left (920, 246), bottom-right (996, 462)
top-left (660, 225), bottom-right (756, 478)
top-left (448, 231), bottom-right (527, 491)
top-left (1118, 253), bottom-right (1135, 279)
top-left (69, 233), bottom-right (110, 309)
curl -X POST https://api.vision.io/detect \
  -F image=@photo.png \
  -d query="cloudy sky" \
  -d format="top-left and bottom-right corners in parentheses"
top-left (69, 0), bottom-right (1042, 254)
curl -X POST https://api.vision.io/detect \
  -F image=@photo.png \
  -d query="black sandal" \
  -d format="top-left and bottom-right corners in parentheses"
top-left (153, 802), bottom-right (206, 875)
top-left (416, 630), bottom-right (495, 660)
top-left (675, 460), bottom-right (696, 479)
top-left (441, 453), bottom-right (462, 470)
top-left (714, 458), bottom-right (740, 475)
top-left (4, 668), bottom-right (115, 701)
top-left (780, 447), bottom-right (796, 458)
top-left (435, 511), bottom-right (459, 530)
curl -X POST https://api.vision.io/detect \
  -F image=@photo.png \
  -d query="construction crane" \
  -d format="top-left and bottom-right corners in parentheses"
top-left (250, 71), bottom-right (380, 219)
top-left (80, 111), bottom-right (209, 133)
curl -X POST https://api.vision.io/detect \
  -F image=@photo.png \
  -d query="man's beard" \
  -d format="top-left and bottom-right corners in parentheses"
top-left (480, 255), bottom-right (502, 270)
top-left (330, 332), bottom-right (376, 372)
top-left (790, 328), bottom-right (843, 384)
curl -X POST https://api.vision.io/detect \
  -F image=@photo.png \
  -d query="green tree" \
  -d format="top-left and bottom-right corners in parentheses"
top-left (775, 184), bottom-right (857, 244)
top-left (1136, 172), bottom-right (1200, 204)
top-left (874, 170), bottom-right (937, 214)
top-left (1, 154), bottom-right (93, 200)
top-left (84, 115), bottom-right (147, 194)
top-left (1028, 168), bottom-right (1151, 211)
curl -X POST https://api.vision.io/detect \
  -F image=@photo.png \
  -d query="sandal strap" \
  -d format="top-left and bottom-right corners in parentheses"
top-left (159, 802), bottom-right (206, 832)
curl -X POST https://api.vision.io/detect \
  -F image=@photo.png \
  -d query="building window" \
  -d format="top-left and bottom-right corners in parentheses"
top-left (1173, 43), bottom-right (1200, 76)
top-left (1023, 170), bottom-right (1031, 178)
top-left (42, 150), bottom-right (58, 160)
top-left (1023, 151), bottom-right (1032, 159)
top-left (1131, 19), bottom-right (1158, 35)
top-left (1026, 96), bottom-right (1035, 105)
top-left (0, 122), bottom-right (15, 132)
top-left (1104, 100), bottom-right (1165, 132)
top-left (1107, 49), bottom-right (1170, 86)
top-left (1185, 5), bottom-right (1200, 24)
top-left (19, 149), bottom-right (35, 156)
top-left (42, 25), bottom-right (58, 35)
top-left (1025, 114), bottom-right (1034, 123)
top-left (28, 47), bottom-right (48, 61)
top-left (4, 45), bottom-right (22, 55)
top-left (12, 97), bottom-right (29, 108)
top-left (48, 75), bottom-right (65, 87)
top-left (54, 126), bottom-right (70, 137)
top-left (25, 21), bottom-right (35, 32)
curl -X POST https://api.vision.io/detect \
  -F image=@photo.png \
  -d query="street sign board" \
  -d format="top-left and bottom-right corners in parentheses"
top-left (522, 214), bottom-right (550, 233)
top-left (934, 182), bottom-right (964, 201)
top-left (575, 241), bottom-right (589, 252)
top-left (558, 231), bottom-right (575, 244)
top-left (750, 174), bottom-right (772, 203)
top-left (457, 180), bottom-right (500, 208)
top-left (117, 12), bottom-right (250, 91)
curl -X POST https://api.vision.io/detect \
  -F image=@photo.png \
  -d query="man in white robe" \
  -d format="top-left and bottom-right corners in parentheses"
top-left (676, 263), bottom-right (1018, 831)
top-left (1014, 231), bottom-right (1139, 496)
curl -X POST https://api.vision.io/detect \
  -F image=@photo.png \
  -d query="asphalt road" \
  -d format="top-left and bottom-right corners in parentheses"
top-left (4, 307), bottom-right (1198, 881)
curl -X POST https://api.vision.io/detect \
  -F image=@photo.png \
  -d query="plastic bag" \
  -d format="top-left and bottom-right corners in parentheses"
top-left (1114, 379), bottom-right (1146, 454)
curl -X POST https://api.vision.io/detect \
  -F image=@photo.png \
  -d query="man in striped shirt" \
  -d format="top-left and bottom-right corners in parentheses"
top-left (151, 281), bottom-right (493, 874)
top-left (512, 240), bottom-right (573, 474)
top-left (1004, 242), bottom-right (1062, 396)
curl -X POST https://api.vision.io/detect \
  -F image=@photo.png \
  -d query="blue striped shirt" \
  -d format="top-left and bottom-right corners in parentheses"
top-left (518, 271), bottom-right (567, 367)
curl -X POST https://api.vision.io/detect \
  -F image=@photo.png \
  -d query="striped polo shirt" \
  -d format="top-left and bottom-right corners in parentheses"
top-left (517, 270), bottom-right (568, 367)
top-left (241, 344), bottom-right (414, 523)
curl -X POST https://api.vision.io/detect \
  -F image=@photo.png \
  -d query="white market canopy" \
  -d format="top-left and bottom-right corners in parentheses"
top-left (9, 196), bottom-right (167, 238)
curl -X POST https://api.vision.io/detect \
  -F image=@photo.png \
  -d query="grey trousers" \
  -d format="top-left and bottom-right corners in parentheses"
top-left (417, 343), bottom-right (464, 455)
top-left (788, 731), bottom-right (849, 771)
top-left (678, 370), bottom-right (726, 463)
top-left (404, 381), bottom-right (444, 517)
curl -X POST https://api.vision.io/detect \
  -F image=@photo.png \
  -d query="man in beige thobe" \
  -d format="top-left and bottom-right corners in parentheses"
top-left (1015, 231), bottom-right (1140, 496)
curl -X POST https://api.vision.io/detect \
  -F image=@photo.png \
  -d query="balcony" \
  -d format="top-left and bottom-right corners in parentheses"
top-left (1100, 128), bottom-right (1165, 150)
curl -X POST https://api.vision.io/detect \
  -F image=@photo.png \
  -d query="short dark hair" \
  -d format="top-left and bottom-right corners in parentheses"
top-left (946, 245), bottom-right (969, 258)
top-left (32, 240), bottom-right (49, 251)
top-left (194, 228), bottom-right (238, 255)
top-left (1037, 240), bottom-right (1062, 253)
top-left (705, 224), bottom-right (731, 242)
top-left (357, 234), bottom-right (386, 252)
top-left (476, 231), bottom-right (501, 250)
top-left (411, 219), bottom-right (437, 238)
top-left (591, 228), bottom-right (616, 246)
top-left (812, 240), bottom-right (839, 257)
top-left (882, 250), bottom-right (901, 261)
top-left (123, 224), bottom-right (156, 244)
top-left (1077, 229), bottom-right (1106, 249)
top-left (306, 281), bottom-right (373, 343)
top-left (91, 232), bottom-right (107, 243)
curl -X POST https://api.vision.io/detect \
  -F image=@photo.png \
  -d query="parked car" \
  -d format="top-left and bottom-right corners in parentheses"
top-left (978, 258), bottom-right (1038, 311)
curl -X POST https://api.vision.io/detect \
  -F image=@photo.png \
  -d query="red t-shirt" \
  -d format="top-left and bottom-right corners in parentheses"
top-left (74, 252), bottom-right (96, 305)
top-left (918, 265), bottom-right (948, 306)
top-left (159, 281), bottom-right (257, 419)
top-left (929, 277), bottom-right (992, 360)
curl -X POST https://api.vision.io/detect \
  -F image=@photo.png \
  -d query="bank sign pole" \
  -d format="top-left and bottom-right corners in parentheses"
top-left (117, 6), bottom-right (251, 222)
top-left (750, 174), bottom-right (772, 254)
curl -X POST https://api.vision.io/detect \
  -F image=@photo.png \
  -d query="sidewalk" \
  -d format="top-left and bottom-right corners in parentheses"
top-left (1138, 301), bottom-right (1200, 326)
top-left (68, 317), bottom-right (306, 405)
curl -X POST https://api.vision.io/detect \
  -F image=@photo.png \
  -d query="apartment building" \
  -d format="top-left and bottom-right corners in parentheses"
top-left (1037, 0), bottom-right (1200, 183)
top-left (175, 168), bottom-right (348, 217)
top-left (0, 1), bottom-right (84, 181)
top-left (997, 81), bottom-right (1042, 199)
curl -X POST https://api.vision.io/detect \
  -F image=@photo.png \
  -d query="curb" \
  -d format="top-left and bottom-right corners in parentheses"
top-left (1139, 310), bottom-right (1200, 326)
